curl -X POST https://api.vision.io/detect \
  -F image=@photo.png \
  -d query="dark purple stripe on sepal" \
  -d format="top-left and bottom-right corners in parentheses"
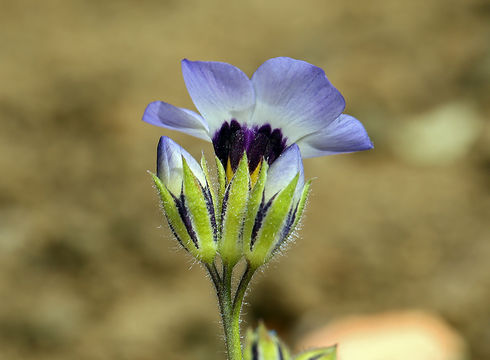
top-left (250, 193), bottom-right (276, 250)
top-left (172, 191), bottom-right (200, 249)
top-left (251, 339), bottom-right (259, 360)
top-left (219, 182), bottom-right (232, 233)
top-left (200, 181), bottom-right (218, 242)
top-left (272, 204), bottom-right (298, 254)
top-left (166, 222), bottom-right (188, 252)
top-left (277, 343), bottom-right (284, 360)
top-left (309, 355), bottom-right (324, 360)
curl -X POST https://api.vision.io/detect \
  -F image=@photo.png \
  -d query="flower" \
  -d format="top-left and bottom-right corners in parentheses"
top-left (143, 57), bottom-right (373, 178)
top-left (145, 58), bottom-right (373, 268)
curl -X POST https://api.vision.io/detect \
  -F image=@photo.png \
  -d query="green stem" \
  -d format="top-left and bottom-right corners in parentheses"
top-left (206, 262), bottom-right (222, 292)
top-left (220, 264), bottom-right (242, 360)
top-left (232, 265), bottom-right (254, 328)
top-left (207, 261), bottom-right (255, 360)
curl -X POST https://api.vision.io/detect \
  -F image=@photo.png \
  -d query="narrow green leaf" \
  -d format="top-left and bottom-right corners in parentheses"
top-left (182, 158), bottom-right (216, 264)
top-left (247, 174), bottom-right (299, 269)
top-left (150, 172), bottom-right (199, 257)
top-left (219, 153), bottom-right (250, 266)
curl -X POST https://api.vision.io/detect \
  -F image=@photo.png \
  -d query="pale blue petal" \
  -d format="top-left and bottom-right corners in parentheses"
top-left (296, 114), bottom-right (373, 157)
top-left (265, 144), bottom-right (305, 201)
top-left (157, 136), bottom-right (206, 195)
top-left (143, 101), bottom-right (210, 141)
top-left (181, 59), bottom-right (256, 136)
top-left (250, 57), bottom-right (345, 143)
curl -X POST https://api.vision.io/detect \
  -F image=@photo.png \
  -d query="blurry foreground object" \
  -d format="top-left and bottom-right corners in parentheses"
top-left (298, 311), bottom-right (467, 360)
top-left (244, 322), bottom-right (336, 360)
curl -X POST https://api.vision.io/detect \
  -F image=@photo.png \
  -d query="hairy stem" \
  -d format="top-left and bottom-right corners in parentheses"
top-left (232, 265), bottom-right (255, 340)
top-left (220, 264), bottom-right (242, 360)
top-left (208, 260), bottom-right (256, 360)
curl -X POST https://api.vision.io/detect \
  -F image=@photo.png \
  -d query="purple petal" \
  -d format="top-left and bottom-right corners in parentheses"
top-left (157, 136), bottom-right (205, 195)
top-left (181, 59), bottom-right (255, 136)
top-left (143, 101), bottom-right (210, 141)
top-left (265, 144), bottom-right (305, 201)
top-left (297, 114), bottom-right (374, 157)
top-left (250, 57), bottom-right (346, 143)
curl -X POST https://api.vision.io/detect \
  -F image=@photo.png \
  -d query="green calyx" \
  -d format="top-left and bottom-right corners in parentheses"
top-left (242, 161), bottom-right (269, 253)
top-left (181, 157), bottom-right (217, 264)
top-left (219, 153), bottom-right (251, 266)
top-left (151, 172), bottom-right (201, 258)
top-left (246, 173), bottom-right (299, 270)
top-left (151, 152), bottom-right (310, 269)
top-left (288, 180), bottom-right (311, 237)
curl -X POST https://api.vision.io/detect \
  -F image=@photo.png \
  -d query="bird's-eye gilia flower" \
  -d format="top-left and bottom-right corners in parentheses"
top-left (145, 57), bottom-right (373, 267)
top-left (151, 136), bottom-right (217, 264)
top-left (143, 57), bottom-right (373, 181)
top-left (244, 322), bottom-right (337, 360)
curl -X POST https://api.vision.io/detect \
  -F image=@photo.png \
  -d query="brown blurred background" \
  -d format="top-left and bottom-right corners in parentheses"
top-left (1, 0), bottom-right (489, 359)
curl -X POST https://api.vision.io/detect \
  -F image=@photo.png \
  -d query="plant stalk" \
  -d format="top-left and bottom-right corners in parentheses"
top-left (220, 264), bottom-right (242, 360)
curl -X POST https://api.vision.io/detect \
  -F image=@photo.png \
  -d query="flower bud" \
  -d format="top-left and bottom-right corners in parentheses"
top-left (244, 322), bottom-right (337, 360)
top-left (151, 136), bottom-right (217, 264)
top-left (244, 322), bottom-right (291, 360)
top-left (244, 144), bottom-right (310, 269)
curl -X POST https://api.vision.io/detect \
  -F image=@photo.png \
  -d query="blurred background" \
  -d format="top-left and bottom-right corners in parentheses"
top-left (1, 0), bottom-right (489, 359)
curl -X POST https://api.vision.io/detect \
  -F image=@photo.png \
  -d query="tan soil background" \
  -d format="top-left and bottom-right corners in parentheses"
top-left (0, 0), bottom-right (489, 359)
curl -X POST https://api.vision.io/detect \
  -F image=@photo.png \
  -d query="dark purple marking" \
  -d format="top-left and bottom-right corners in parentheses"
top-left (200, 182), bottom-right (218, 242)
top-left (251, 340), bottom-right (259, 360)
top-left (273, 205), bottom-right (297, 254)
top-left (250, 194), bottom-right (276, 250)
top-left (212, 120), bottom-right (287, 173)
top-left (309, 355), bottom-right (325, 360)
top-left (219, 182), bottom-right (232, 232)
top-left (173, 193), bottom-right (200, 249)
top-left (277, 343), bottom-right (285, 360)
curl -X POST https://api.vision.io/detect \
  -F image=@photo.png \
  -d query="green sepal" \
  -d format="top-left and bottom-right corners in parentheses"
top-left (289, 180), bottom-right (311, 237)
top-left (215, 156), bottom-right (227, 219)
top-left (200, 154), bottom-right (219, 226)
top-left (294, 345), bottom-right (337, 360)
top-left (181, 157), bottom-right (216, 264)
top-left (219, 153), bottom-right (250, 266)
top-left (150, 172), bottom-right (199, 258)
top-left (244, 322), bottom-right (291, 360)
top-left (247, 174), bottom-right (299, 269)
top-left (242, 160), bottom-right (268, 255)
